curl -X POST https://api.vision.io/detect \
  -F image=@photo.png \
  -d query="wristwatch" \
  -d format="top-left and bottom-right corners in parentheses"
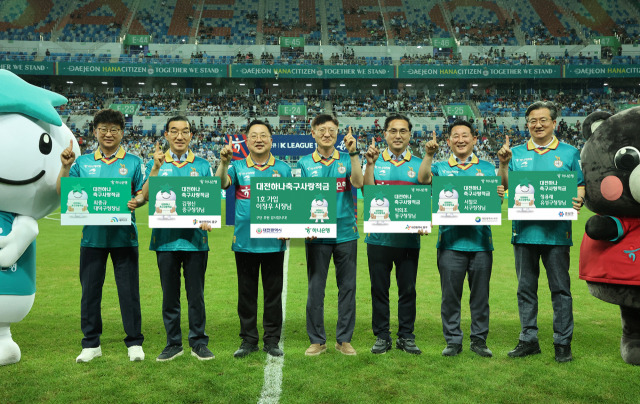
top-left (349, 151), bottom-right (359, 156)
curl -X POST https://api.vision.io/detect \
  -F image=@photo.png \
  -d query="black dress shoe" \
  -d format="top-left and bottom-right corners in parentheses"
top-left (470, 337), bottom-right (493, 358)
top-left (234, 342), bottom-right (259, 358)
top-left (508, 340), bottom-right (541, 358)
top-left (442, 343), bottom-right (462, 356)
top-left (371, 337), bottom-right (392, 354)
top-left (396, 338), bottom-right (422, 355)
top-left (263, 343), bottom-right (284, 357)
top-left (554, 343), bottom-right (572, 362)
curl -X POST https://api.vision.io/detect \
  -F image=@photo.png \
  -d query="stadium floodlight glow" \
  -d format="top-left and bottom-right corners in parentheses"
top-left (405, 84), bottom-right (412, 87)
top-left (438, 83), bottom-right (445, 87)
top-left (306, 84), bottom-right (312, 86)
top-left (372, 84), bottom-right (378, 87)
top-left (472, 84), bottom-right (478, 87)
top-left (239, 83), bottom-right (246, 86)
top-left (339, 84), bottom-right (346, 87)
top-left (206, 82), bottom-right (212, 85)
top-left (170, 82), bottom-right (177, 85)
top-left (66, 81), bottom-right (73, 84)
top-left (604, 83), bottom-right (609, 86)
top-left (138, 82), bottom-right (145, 85)
top-left (273, 83), bottom-right (279, 86)
top-left (101, 81), bottom-right (107, 85)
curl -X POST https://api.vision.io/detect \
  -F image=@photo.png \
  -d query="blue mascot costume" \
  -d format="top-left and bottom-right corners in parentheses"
top-left (0, 69), bottom-right (80, 365)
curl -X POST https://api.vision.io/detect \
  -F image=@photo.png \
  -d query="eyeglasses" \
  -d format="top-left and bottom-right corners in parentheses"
top-left (97, 127), bottom-right (122, 135)
top-left (168, 130), bottom-right (191, 137)
top-left (527, 117), bottom-right (552, 126)
top-left (387, 129), bottom-right (410, 135)
top-left (316, 128), bottom-right (338, 135)
top-left (248, 133), bottom-right (270, 141)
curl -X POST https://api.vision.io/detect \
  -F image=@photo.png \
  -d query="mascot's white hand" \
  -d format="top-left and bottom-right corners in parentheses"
top-left (0, 215), bottom-right (39, 268)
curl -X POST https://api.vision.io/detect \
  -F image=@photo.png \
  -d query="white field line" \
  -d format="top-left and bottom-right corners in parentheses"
top-left (258, 240), bottom-right (290, 404)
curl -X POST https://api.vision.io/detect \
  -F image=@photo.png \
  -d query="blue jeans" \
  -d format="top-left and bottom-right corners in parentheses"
top-left (514, 244), bottom-right (573, 345)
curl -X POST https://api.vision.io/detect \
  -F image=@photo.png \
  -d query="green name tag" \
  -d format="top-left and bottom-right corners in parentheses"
top-left (508, 171), bottom-right (578, 221)
top-left (148, 177), bottom-right (221, 228)
top-left (363, 185), bottom-right (432, 233)
top-left (432, 176), bottom-right (502, 225)
top-left (60, 178), bottom-right (131, 225)
top-left (250, 178), bottom-right (337, 238)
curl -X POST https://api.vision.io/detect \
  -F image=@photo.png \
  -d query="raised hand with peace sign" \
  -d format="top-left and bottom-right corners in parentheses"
top-left (152, 141), bottom-right (166, 169)
top-left (219, 143), bottom-right (233, 165)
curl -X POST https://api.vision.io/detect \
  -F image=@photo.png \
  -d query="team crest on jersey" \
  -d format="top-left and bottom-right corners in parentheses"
top-left (190, 167), bottom-right (199, 176)
top-left (272, 170), bottom-right (281, 177)
top-left (119, 163), bottom-right (128, 175)
top-left (554, 156), bottom-right (563, 168)
top-left (475, 168), bottom-right (484, 176)
top-left (407, 167), bottom-right (416, 178)
top-left (338, 163), bottom-right (346, 174)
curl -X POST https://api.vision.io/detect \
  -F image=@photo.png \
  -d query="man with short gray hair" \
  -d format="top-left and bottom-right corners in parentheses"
top-left (500, 101), bottom-right (585, 363)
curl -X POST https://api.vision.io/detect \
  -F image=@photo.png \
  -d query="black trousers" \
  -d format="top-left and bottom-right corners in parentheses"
top-left (157, 250), bottom-right (208, 348)
top-left (79, 246), bottom-right (143, 348)
top-left (367, 244), bottom-right (419, 341)
top-left (234, 251), bottom-right (284, 345)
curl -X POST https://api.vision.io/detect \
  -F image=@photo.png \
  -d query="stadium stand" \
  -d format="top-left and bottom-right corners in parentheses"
top-left (197, 0), bottom-right (258, 45)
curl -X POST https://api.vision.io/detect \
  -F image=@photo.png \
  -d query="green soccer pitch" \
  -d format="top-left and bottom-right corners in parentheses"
top-left (1, 202), bottom-right (639, 404)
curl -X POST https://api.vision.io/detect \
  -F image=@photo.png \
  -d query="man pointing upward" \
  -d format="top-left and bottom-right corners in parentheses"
top-left (419, 120), bottom-right (508, 358)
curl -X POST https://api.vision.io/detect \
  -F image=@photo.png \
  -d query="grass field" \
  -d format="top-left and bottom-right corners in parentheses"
top-left (1, 201), bottom-right (640, 404)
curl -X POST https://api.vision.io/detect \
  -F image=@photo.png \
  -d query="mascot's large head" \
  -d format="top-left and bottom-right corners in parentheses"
top-left (0, 69), bottom-right (80, 219)
top-left (581, 107), bottom-right (640, 217)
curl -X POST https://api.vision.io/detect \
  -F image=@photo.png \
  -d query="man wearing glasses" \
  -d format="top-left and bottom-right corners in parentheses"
top-left (217, 120), bottom-right (291, 358)
top-left (142, 116), bottom-right (214, 362)
top-left (499, 101), bottom-right (585, 362)
top-left (298, 114), bottom-right (363, 356)
top-left (57, 109), bottom-right (146, 363)
top-left (364, 114), bottom-right (423, 355)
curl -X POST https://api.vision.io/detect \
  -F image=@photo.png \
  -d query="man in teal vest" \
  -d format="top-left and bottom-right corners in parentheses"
top-left (502, 101), bottom-right (585, 362)
top-left (298, 114), bottom-right (363, 356)
top-left (57, 109), bottom-right (146, 363)
top-left (364, 114), bottom-right (423, 355)
top-left (418, 120), bottom-right (508, 358)
top-left (217, 120), bottom-right (292, 358)
top-left (142, 116), bottom-right (214, 362)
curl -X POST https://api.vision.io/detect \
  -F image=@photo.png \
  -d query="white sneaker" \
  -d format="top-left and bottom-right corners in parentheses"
top-left (76, 346), bottom-right (102, 363)
top-left (128, 345), bottom-right (145, 361)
